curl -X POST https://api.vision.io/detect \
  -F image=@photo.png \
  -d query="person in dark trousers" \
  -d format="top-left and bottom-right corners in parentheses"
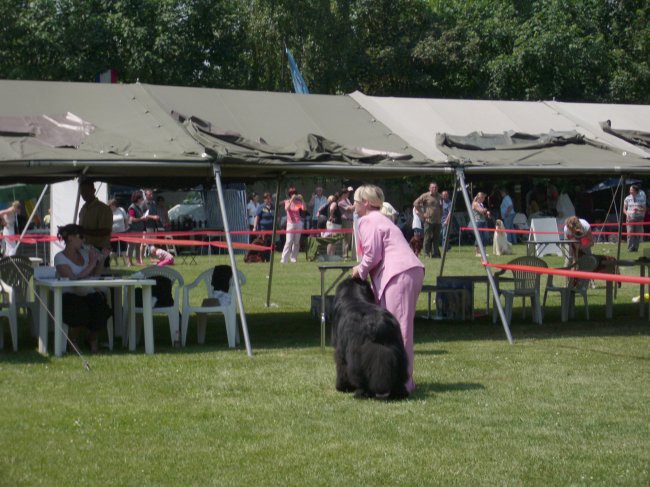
top-left (413, 182), bottom-right (442, 258)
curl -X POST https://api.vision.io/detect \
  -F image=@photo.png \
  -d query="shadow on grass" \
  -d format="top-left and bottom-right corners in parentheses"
top-left (413, 381), bottom-right (485, 398)
top-left (0, 349), bottom-right (51, 364)
top-left (554, 344), bottom-right (650, 361)
top-left (9, 305), bottom-right (648, 359)
top-left (414, 349), bottom-right (448, 356)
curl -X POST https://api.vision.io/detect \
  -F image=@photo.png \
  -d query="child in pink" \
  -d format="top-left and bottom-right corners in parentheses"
top-left (149, 245), bottom-right (175, 266)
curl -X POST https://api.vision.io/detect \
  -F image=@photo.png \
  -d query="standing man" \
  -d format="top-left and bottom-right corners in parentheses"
top-left (413, 182), bottom-right (442, 258)
top-left (143, 189), bottom-right (160, 231)
top-left (78, 179), bottom-right (113, 267)
top-left (309, 186), bottom-right (328, 231)
top-left (500, 188), bottom-right (516, 244)
top-left (440, 190), bottom-right (452, 250)
top-left (623, 184), bottom-right (646, 252)
top-left (338, 186), bottom-right (355, 259)
top-left (254, 192), bottom-right (275, 262)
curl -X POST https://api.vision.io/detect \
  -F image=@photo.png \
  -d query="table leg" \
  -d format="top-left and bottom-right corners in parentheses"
top-left (320, 270), bottom-right (326, 353)
top-left (605, 281), bottom-right (613, 320)
top-left (37, 285), bottom-right (48, 354)
top-left (113, 287), bottom-right (123, 340)
top-left (54, 289), bottom-right (63, 357)
top-left (142, 285), bottom-right (154, 355)
top-left (640, 265), bottom-right (645, 318)
top-left (128, 287), bottom-right (137, 352)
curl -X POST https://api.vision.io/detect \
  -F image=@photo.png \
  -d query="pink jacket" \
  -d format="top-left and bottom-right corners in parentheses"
top-left (356, 210), bottom-right (424, 301)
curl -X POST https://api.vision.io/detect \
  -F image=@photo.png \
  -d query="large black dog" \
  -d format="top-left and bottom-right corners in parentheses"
top-left (333, 277), bottom-right (409, 400)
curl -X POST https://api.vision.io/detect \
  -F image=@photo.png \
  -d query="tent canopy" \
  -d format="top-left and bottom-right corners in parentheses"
top-left (436, 130), bottom-right (650, 174)
top-left (0, 80), bottom-right (434, 184)
top-left (350, 91), bottom-right (650, 174)
top-left (0, 80), bottom-right (649, 184)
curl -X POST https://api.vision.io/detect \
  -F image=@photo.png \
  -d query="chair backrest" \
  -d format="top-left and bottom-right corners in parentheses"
top-left (34, 266), bottom-right (56, 280)
top-left (206, 266), bottom-right (246, 296)
top-left (138, 265), bottom-right (185, 287)
top-left (507, 256), bottom-right (548, 292)
top-left (135, 266), bottom-right (184, 307)
top-left (0, 256), bottom-right (34, 303)
top-left (573, 255), bottom-right (599, 290)
top-left (211, 265), bottom-right (233, 292)
top-left (229, 269), bottom-right (246, 295)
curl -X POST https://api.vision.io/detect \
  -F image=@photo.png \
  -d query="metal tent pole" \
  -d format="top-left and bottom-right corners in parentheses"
top-left (439, 176), bottom-right (459, 277)
top-left (213, 164), bottom-right (253, 357)
top-left (14, 184), bottom-right (49, 254)
top-left (265, 176), bottom-right (283, 308)
top-left (456, 168), bottom-right (513, 344)
top-left (616, 175), bottom-right (626, 264)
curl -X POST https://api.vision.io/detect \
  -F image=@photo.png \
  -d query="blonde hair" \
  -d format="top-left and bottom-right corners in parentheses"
top-left (380, 202), bottom-right (398, 222)
top-left (565, 216), bottom-right (584, 236)
top-left (473, 192), bottom-right (486, 202)
top-left (354, 185), bottom-right (384, 209)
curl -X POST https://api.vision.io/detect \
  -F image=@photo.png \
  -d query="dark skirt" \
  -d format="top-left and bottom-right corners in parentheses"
top-left (62, 292), bottom-right (111, 332)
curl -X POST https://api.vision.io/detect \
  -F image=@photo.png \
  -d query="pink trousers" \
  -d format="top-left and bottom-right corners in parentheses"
top-left (379, 266), bottom-right (425, 395)
top-left (156, 257), bottom-right (174, 267)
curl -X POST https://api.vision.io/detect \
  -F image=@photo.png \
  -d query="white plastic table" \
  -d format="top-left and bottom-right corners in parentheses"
top-left (35, 277), bottom-right (156, 356)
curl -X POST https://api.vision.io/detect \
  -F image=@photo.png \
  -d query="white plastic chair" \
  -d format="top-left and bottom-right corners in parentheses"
top-left (0, 256), bottom-right (39, 350)
top-left (131, 266), bottom-right (184, 347)
top-left (543, 255), bottom-right (598, 322)
top-left (0, 282), bottom-right (18, 351)
top-left (493, 256), bottom-right (547, 325)
top-left (181, 268), bottom-right (245, 347)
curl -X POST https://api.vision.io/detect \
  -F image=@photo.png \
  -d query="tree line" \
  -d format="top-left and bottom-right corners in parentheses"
top-left (1, 0), bottom-right (649, 103)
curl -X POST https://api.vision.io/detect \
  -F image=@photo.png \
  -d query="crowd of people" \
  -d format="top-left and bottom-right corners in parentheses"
top-left (2, 178), bottom-right (646, 392)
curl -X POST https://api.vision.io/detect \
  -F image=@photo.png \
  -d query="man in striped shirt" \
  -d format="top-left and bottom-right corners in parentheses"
top-left (623, 184), bottom-right (646, 252)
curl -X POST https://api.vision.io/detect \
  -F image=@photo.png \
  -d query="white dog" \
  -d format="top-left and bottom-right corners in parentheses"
top-left (493, 219), bottom-right (513, 256)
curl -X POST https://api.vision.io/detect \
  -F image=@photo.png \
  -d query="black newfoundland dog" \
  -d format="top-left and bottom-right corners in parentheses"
top-left (333, 277), bottom-right (409, 400)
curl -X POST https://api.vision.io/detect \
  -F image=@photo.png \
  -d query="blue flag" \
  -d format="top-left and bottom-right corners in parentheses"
top-left (285, 48), bottom-right (310, 94)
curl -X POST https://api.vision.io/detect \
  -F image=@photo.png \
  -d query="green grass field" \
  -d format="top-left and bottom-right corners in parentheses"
top-left (1, 242), bottom-right (649, 485)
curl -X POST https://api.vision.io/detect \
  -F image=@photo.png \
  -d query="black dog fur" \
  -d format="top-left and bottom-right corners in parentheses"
top-left (333, 277), bottom-right (409, 400)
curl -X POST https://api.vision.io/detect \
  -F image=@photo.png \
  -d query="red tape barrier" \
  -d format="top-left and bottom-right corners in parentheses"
top-left (483, 261), bottom-right (650, 285)
top-left (460, 226), bottom-right (650, 237)
top-left (116, 236), bottom-right (270, 252)
top-left (0, 227), bottom-right (353, 247)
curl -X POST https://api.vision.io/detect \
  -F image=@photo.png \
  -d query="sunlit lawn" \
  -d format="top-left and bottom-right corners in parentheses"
top-left (0, 242), bottom-right (648, 485)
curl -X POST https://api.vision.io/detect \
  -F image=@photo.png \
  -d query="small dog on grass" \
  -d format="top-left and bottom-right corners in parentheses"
top-left (409, 233), bottom-right (423, 257)
top-left (493, 219), bottom-right (513, 256)
top-left (332, 277), bottom-right (408, 400)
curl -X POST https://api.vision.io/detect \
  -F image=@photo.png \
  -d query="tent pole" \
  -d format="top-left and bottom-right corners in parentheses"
top-left (439, 175), bottom-right (459, 277)
top-left (73, 180), bottom-right (81, 224)
top-left (456, 168), bottom-right (513, 344)
top-left (212, 164), bottom-right (253, 357)
top-left (616, 174), bottom-right (626, 264)
top-left (73, 168), bottom-right (90, 224)
top-left (265, 175), bottom-right (284, 308)
top-left (14, 184), bottom-right (49, 254)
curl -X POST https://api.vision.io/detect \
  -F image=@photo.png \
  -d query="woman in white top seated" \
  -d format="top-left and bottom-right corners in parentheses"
top-left (54, 224), bottom-right (111, 353)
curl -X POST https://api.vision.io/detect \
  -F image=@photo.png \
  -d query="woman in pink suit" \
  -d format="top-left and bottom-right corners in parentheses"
top-left (351, 185), bottom-right (425, 395)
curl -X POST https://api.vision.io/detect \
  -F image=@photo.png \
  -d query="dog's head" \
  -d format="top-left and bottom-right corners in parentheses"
top-left (409, 235), bottom-right (423, 256)
top-left (495, 219), bottom-right (504, 230)
top-left (335, 277), bottom-right (375, 305)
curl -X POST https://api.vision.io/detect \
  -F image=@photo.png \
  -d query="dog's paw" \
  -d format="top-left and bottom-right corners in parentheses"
top-left (353, 389), bottom-right (372, 399)
top-left (389, 386), bottom-right (410, 400)
top-left (335, 382), bottom-right (354, 393)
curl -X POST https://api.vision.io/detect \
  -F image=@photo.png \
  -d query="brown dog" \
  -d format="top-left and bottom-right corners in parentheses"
top-left (409, 234), bottom-right (423, 256)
